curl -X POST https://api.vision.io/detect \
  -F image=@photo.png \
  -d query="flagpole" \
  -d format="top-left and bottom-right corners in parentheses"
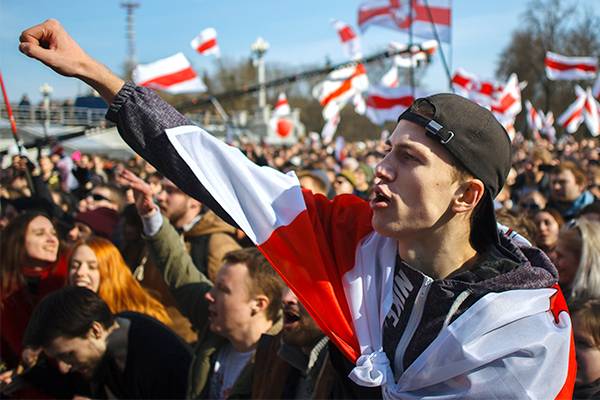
top-left (449, 0), bottom-right (453, 91)
top-left (408, 0), bottom-right (415, 98)
top-left (422, 0), bottom-right (453, 90)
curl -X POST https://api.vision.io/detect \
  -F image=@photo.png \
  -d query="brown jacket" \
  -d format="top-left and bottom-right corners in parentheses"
top-left (183, 209), bottom-right (241, 282)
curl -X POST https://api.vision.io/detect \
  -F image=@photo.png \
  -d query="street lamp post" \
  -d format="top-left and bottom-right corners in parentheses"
top-left (39, 82), bottom-right (53, 138)
top-left (251, 37), bottom-right (270, 115)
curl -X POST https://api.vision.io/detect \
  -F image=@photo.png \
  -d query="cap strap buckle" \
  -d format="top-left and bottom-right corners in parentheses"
top-left (425, 120), bottom-right (454, 144)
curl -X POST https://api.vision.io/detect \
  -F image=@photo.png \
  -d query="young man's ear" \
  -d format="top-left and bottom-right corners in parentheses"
top-left (250, 295), bottom-right (269, 317)
top-left (453, 179), bottom-right (485, 214)
top-left (89, 321), bottom-right (104, 339)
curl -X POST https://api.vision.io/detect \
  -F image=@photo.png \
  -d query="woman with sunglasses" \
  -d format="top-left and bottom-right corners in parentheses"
top-left (555, 216), bottom-right (600, 301)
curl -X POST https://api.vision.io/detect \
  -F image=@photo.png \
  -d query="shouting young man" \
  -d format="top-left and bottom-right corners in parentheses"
top-left (20, 19), bottom-right (575, 398)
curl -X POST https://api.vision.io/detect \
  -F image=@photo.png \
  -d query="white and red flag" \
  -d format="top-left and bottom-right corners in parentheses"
top-left (332, 20), bottom-right (362, 60)
top-left (313, 63), bottom-right (369, 120)
top-left (490, 73), bottom-right (523, 122)
top-left (540, 111), bottom-right (557, 143)
top-left (583, 87), bottom-right (600, 136)
top-left (321, 112), bottom-right (341, 144)
top-left (273, 92), bottom-right (291, 116)
top-left (365, 84), bottom-right (418, 125)
top-left (451, 68), bottom-right (478, 97)
top-left (525, 100), bottom-right (542, 134)
top-left (380, 65), bottom-right (400, 88)
top-left (390, 40), bottom-right (437, 68)
top-left (593, 74), bottom-right (600, 100)
top-left (358, 0), bottom-right (451, 43)
top-left (545, 51), bottom-right (598, 81)
top-left (190, 27), bottom-right (220, 57)
top-left (133, 53), bottom-right (207, 94)
top-left (269, 93), bottom-right (294, 138)
top-left (160, 121), bottom-right (575, 398)
top-left (451, 68), bottom-right (504, 107)
top-left (557, 92), bottom-right (586, 134)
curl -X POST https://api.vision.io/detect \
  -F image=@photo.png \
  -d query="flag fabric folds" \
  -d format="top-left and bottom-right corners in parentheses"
top-left (525, 100), bottom-right (542, 135)
top-left (365, 85), bottom-right (417, 125)
top-left (545, 51), bottom-right (598, 81)
top-left (133, 53), bottom-right (207, 94)
top-left (389, 40), bottom-right (437, 68)
top-left (358, 0), bottom-right (451, 43)
top-left (269, 93), bottom-right (294, 138)
top-left (332, 20), bottom-right (362, 60)
top-left (380, 66), bottom-right (400, 88)
top-left (558, 92), bottom-right (586, 134)
top-left (190, 28), bottom-right (220, 57)
top-left (321, 112), bottom-right (341, 144)
top-left (313, 63), bottom-right (369, 120)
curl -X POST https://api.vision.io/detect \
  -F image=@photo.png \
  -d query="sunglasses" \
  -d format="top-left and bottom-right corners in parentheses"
top-left (91, 193), bottom-right (111, 202)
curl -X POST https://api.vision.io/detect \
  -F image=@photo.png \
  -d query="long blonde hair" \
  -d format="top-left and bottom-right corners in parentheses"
top-left (561, 216), bottom-right (600, 301)
top-left (69, 237), bottom-right (171, 325)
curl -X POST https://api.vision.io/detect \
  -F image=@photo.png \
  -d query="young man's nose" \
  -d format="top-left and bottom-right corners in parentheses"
top-left (57, 360), bottom-right (72, 374)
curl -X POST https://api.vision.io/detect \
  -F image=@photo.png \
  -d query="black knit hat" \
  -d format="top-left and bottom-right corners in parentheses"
top-left (398, 93), bottom-right (512, 249)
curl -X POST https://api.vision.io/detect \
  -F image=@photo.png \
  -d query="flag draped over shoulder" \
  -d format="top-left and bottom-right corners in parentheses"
top-left (133, 53), bottom-right (206, 94)
top-left (358, 0), bottom-right (451, 43)
top-left (545, 51), bottom-right (598, 81)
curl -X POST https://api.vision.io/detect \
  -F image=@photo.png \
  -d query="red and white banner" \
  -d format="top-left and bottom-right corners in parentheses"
top-left (380, 65), bottom-right (400, 88)
top-left (365, 85), bottom-right (418, 125)
top-left (390, 40), bottom-right (437, 68)
top-left (583, 87), bottom-right (600, 136)
top-left (269, 93), bottom-right (293, 138)
top-left (540, 111), bottom-right (557, 143)
top-left (313, 63), bottom-right (369, 120)
top-left (491, 73), bottom-right (523, 122)
top-left (190, 28), bottom-right (220, 57)
top-left (557, 92), bottom-right (586, 134)
top-left (525, 100), bottom-right (542, 134)
top-left (451, 68), bottom-right (504, 107)
top-left (162, 123), bottom-right (575, 398)
top-left (332, 20), bottom-right (362, 60)
top-left (358, 0), bottom-right (451, 43)
top-left (321, 112), bottom-right (341, 144)
top-left (545, 51), bottom-right (598, 81)
top-left (273, 92), bottom-right (291, 117)
top-left (133, 53), bottom-right (207, 94)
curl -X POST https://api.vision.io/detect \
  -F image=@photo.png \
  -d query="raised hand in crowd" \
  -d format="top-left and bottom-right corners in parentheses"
top-left (118, 168), bottom-right (157, 216)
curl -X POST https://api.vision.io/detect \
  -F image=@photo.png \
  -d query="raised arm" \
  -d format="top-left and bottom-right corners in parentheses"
top-left (19, 19), bottom-right (124, 104)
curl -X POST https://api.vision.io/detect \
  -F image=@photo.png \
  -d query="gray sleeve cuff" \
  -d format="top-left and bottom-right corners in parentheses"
top-left (142, 209), bottom-right (163, 237)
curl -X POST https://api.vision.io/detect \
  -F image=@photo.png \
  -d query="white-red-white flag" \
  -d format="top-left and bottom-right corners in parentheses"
top-left (273, 92), bottom-right (291, 117)
top-left (545, 51), bottom-right (598, 81)
top-left (313, 63), bottom-right (369, 120)
top-left (557, 92), bottom-right (586, 134)
top-left (451, 68), bottom-right (504, 107)
top-left (593, 74), bottom-right (600, 100)
top-left (365, 85), bottom-right (418, 125)
top-left (190, 28), bottom-right (220, 57)
top-left (540, 111), bottom-right (557, 143)
top-left (583, 87), bottom-right (600, 137)
top-left (525, 100), bottom-right (542, 134)
top-left (491, 73), bottom-right (522, 121)
top-left (321, 112), bottom-right (340, 144)
top-left (451, 68), bottom-right (477, 97)
top-left (380, 66), bottom-right (400, 88)
top-left (389, 40), bottom-right (437, 68)
top-left (358, 0), bottom-right (451, 43)
top-left (133, 53), bottom-right (207, 94)
top-left (332, 20), bottom-right (362, 60)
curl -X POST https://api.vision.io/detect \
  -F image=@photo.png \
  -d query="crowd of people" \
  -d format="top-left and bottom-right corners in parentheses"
top-left (0, 18), bottom-right (599, 399)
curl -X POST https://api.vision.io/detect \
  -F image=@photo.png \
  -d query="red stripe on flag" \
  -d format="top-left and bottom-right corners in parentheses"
top-left (275, 99), bottom-right (288, 109)
top-left (413, 2), bottom-right (451, 25)
top-left (367, 95), bottom-right (413, 109)
top-left (545, 59), bottom-right (597, 73)
top-left (562, 107), bottom-right (583, 128)
top-left (138, 67), bottom-right (197, 88)
top-left (358, 6), bottom-right (394, 26)
top-left (452, 74), bottom-right (471, 89)
top-left (320, 65), bottom-right (366, 107)
top-left (196, 38), bottom-right (217, 53)
top-left (549, 284), bottom-right (576, 399)
top-left (338, 26), bottom-right (356, 43)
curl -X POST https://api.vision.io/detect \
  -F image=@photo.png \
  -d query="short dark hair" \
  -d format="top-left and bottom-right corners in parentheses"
top-left (223, 248), bottom-right (283, 322)
top-left (24, 286), bottom-right (115, 348)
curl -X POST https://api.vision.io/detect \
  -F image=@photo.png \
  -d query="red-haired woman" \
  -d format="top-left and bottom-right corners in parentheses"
top-left (68, 236), bottom-right (171, 325)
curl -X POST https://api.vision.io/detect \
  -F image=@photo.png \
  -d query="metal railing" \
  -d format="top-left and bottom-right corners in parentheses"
top-left (0, 103), bottom-right (110, 128)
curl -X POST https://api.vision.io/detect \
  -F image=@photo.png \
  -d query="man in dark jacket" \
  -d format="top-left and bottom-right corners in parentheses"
top-left (23, 286), bottom-right (192, 399)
